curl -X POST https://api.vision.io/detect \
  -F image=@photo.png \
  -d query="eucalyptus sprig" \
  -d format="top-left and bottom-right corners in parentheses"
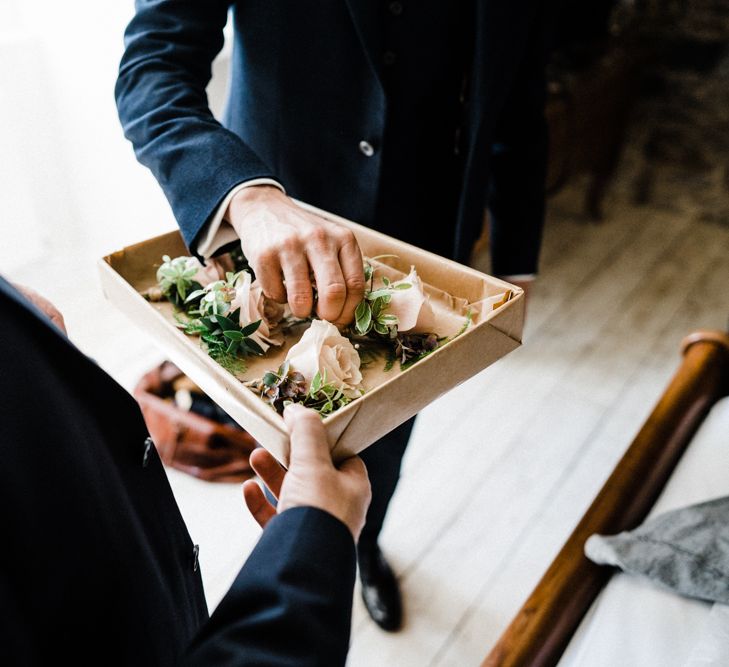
top-left (248, 361), bottom-right (355, 416)
top-left (154, 255), bottom-right (204, 307)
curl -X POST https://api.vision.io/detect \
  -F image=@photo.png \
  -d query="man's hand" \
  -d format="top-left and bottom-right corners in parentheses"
top-left (227, 185), bottom-right (366, 326)
top-left (15, 284), bottom-right (67, 335)
top-left (243, 404), bottom-right (371, 541)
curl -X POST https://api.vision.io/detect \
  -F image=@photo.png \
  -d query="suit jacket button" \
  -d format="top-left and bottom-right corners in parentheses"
top-left (142, 436), bottom-right (154, 467)
top-left (192, 544), bottom-right (200, 572)
top-left (388, 1), bottom-right (404, 16)
top-left (359, 140), bottom-right (375, 157)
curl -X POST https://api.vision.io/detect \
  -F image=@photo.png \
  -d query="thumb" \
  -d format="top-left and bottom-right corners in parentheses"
top-left (284, 404), bottom-right (333, 467)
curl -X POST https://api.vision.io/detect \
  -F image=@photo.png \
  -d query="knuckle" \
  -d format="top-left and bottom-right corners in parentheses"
top-left (345, 275), bottom-right (366, 293)
top-left (255, 249), bottom-right (276, 267)
top-left (338, 229), bottom-right (357, 247)
top-left (280, 235), bottom-right (303, 255)
top-left (265, 289), bottom-right (286, 303)
top-left (287, 291), bottom-right (312, 308)
top-left (310, 226), bottom-right (330, 246)
top-left (320, 282), bottom-right (347, 300)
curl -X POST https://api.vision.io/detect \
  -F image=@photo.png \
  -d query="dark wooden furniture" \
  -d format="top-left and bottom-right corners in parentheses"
top-left (483, 329), bottom-right (729, 667)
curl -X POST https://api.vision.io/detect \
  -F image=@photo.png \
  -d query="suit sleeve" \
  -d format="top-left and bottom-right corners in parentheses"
top-left (486, 11), bottom-right (549, 277)
top-left (184, 507), bottom-right (357, 667)
top-left (115, 0), bottom-right (278, 252)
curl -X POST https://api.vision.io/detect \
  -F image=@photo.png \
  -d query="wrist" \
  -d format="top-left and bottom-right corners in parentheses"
top-left (229, 183), bottom-right (284, 210)
top-left (227, 184), bottom-right (285, 236)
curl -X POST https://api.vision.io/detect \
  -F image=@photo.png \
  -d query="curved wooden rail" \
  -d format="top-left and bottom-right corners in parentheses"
top-left (483, 330), bottom-right (729, 667)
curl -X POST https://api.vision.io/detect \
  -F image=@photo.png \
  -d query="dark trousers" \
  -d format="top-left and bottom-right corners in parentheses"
top-left (357, 417), bottom-right (415, 549)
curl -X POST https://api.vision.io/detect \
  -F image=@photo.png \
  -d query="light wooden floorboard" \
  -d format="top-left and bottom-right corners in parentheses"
top-left (431, 220), bottom-right (729, 667)
top-left (346, 197), bottom-right (729, 664)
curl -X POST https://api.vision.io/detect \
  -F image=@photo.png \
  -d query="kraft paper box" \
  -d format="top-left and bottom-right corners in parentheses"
top-left (98, 202), bottom-right (524, 466)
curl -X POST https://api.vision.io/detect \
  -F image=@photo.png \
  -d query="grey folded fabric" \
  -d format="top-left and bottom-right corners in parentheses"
top-left (585, 496), bottom-right (729, 604)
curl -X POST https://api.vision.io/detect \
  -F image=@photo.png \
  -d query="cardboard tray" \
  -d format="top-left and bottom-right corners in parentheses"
top-left (99, 202), bottom-right (524, 465)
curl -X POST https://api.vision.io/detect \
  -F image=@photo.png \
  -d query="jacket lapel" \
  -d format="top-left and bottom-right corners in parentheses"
top-left (343, 0), bottom-right (383, 89)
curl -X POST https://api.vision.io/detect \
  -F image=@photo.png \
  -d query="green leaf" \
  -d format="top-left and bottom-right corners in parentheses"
top-left (185, 289), bottom-right (206, 303)
top-left (215, 314), bottom-right (239, 331)
top-left (355, 301), bottom-right (371, 334)
top-left (311, 371), bottom-right (323, 394)
top-left (223, 330), bottom-right (244, 341)
top-left (382, 276), bottom-right (390, 286)
top-left (240, 319), bottom-right (262, 337)
top-left (355, 299), bottom-right (368, 320)
top-left (394, 282), bottom-right (412, 290)
top-left (263, 371), bottom-right (279, 387)
top-left (243, 337), bottom-right (265, 356)
top-left (374, 322), bottom-right (389, 335)
top-left (383, 348), bottom-right (396, 372)
top-left (367, 288), bottom-right (392, 300)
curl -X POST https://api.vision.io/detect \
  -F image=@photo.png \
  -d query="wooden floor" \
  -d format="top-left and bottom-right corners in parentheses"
top-left (345, 187), bottom-right (729, 666)
top-left (2, 4), bottom-right (729, 665)
top-left (7, 177), bottom-right (727, 667)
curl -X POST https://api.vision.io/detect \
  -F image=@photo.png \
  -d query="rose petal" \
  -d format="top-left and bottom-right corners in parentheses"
top-left (285, 319), bottom-right (363, 397)
top-left (387, 267), bottom-right (435, 333)
top-left (230, 272), bottom-right (285, 352)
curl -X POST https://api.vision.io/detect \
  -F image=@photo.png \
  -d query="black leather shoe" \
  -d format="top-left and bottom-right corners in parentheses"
top-left (358, 543), bottom-right (403, 632)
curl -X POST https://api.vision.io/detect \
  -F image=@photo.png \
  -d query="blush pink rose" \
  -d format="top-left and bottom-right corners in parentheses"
top-left (285, 319), bottom-right (363, 397)
top-left (230, 271), bottom-right (285, 352)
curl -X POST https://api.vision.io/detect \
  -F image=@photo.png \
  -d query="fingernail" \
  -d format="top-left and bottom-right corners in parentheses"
top-left (283, 403), bottom-right (305, 425)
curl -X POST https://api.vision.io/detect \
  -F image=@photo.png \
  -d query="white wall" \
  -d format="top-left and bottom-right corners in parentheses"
top-left (0, 0), bottom-right (231, 383)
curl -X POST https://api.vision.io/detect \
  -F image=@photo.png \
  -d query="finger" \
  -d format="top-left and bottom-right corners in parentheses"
top-left (251, 249), bottom-right (287, 303)
top-left (243, 480), bottom-right (277, 529)
top-left (308, 251), bottom-right (347, 322)
top-left (284, 404), bottom-right (333, 467)
top-left (249, 448), bottom-right (286, 499)
top-left (338, 456), bottom-right (372, 507)
top-left (280, 250), bottom-right (313, 318)
top-left (334, 232), bottom-right (365, 326)
top-left (337, 454), bottom-right (369, 480)
top-left (50, 312), bottom-right (67, 335)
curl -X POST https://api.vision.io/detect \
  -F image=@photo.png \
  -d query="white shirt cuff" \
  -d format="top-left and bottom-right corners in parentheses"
top-left (195, 178), bottom-right (285, 258)
top-left (497, 273), bottom-right (537, 283)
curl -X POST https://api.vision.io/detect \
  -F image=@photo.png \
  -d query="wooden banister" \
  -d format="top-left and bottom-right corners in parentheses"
top-left (483, 330), bottom-right (729, 667)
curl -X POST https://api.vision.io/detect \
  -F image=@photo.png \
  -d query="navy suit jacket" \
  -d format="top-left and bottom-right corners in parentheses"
top-left (116, 1), bottom-right (547, 275)
top-left (0, 276), bottom-right (355, 666)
